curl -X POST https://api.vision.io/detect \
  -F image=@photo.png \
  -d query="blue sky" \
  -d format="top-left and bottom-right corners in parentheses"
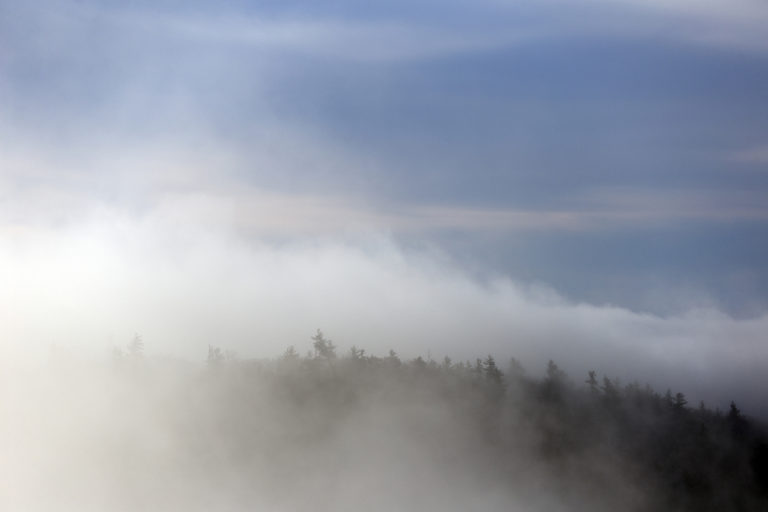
top-left (2, 0), bottom-right (768, 407)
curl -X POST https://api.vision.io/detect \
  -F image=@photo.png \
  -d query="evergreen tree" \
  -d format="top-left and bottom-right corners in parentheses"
top-left (673, 392), bottom-right (688, 411)
top-left (311, 329), bottom-right (336, 359)
top-left (585, 370), bottom-right (599, 394)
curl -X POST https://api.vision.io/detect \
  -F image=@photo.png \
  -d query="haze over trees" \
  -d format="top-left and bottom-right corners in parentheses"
top-left (2, 332), bottom-right (765, 511)
top-left (4, 0), bottom-right (768, 510)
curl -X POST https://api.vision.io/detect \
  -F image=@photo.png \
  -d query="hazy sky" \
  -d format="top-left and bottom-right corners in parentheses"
top-left (2, 1), bottom-right (768, 409)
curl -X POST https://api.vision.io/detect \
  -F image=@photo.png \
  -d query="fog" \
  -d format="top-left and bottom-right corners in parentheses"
top-left (0, 353), bottom-right (651, 511)
top-left (3, 205), bottom-right (767, 415)
top-left (2, 328), bottom-right (765, 511)
top-left (3, 142), bottom-right (767, 511)
top-left (3, 0), bottom-right (768, 508)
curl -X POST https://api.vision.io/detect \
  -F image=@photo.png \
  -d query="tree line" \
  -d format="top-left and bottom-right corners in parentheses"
top-left (111, 329), bottom-right (768, 511)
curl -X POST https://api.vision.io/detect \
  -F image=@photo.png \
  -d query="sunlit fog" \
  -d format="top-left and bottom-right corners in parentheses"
top-left (1, 0), bottom-right (767, 510)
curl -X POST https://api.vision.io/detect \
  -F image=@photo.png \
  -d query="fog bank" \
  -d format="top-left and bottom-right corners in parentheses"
top-left (2, 210), bottom-right (766, 414)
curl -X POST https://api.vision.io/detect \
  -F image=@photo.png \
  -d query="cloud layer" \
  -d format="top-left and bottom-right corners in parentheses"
top-left (2, 202), bottom-right (767, 414)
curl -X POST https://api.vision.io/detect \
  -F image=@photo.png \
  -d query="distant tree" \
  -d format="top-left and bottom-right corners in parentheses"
top-left (386, 349), bottom-right (401, 367)
top-left (207, 345), bottom-right (224, 367)
top-left (127, 334), bottom-right (144, 359)
top-left (601, 376), bottom-right (620, 405)
top-left (482, 355), bottom-right (505, 404)
top-left (728, 401), bottom-right (748, 437)
top-left (541, 360), bottom-right (566, 402)
top-left (728, 401), bottom-right (742, 421)
top-left (483, 355), bottom-right (503, 386)
top-left (349, 345), bottom-right (365, 360)
top-left (664, 388), bottom-right (674, 408)
top-left (546, 360), bottom-right (565, 382)
top-left (311, 329), bottom-right (336, 360)
top-left (282, 345), bottom-right (300, 361)
top-left (585, 370), bottom-right (599, 394)
top-left (673, 392), bottom-right (688, 411)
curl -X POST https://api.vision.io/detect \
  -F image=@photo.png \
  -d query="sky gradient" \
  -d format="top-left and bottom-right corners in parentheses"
top-left (2, 0), bottom-right (768, 410)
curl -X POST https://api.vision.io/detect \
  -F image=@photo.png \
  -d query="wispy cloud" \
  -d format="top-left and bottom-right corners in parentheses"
top-left (4, 143), bottom-right (768, 238)
top-left (142, 0), bottom-right (768, 56)
top-left (10, 0), bottom-right (766, 77)
top-left (489, 0), bottom-right (768, 52)
top-left (624, 0), bottom-right (768, 52)
top-left (29, 2), bottom-right (537, 64)
top-left (729, 145), bottom-right (768, 165)
top-left (142, 17), bottom-right (530, 62)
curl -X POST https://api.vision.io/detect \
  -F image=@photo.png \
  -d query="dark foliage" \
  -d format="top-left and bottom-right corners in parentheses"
top-left (189, 334), bottom-right (768, 512)
top-left (104, 332), bottom-right (768, 511)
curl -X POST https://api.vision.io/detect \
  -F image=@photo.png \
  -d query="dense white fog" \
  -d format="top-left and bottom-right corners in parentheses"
top-left (0, 353), bottom-right (662, 511)
top-left (2, 210), bottom-right (767, 414)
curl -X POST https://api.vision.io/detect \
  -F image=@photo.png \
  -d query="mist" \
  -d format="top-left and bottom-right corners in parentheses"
top-left (3, 206), bottom-right (767, 414)
top-left (0, 350), bottom-right (641, 511)
top-left (2, 329), bottom-right (766, 511)
top-left (3, 0), bottom-right (768, 509)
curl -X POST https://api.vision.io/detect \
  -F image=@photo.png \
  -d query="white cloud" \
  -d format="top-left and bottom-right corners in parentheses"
top-left (2, 208), bottom-right (767, 414)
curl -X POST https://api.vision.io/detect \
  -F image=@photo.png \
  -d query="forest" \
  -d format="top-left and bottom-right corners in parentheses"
top-left (3, 330), bottom-right (766, 511)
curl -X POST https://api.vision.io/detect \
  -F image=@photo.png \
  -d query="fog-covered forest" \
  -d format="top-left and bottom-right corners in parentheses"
top-left (3, 330), bottom-right (764, 512)
top-left (5, 0), bottom-right (768, 510)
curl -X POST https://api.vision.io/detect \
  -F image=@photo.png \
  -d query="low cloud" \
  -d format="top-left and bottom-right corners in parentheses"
top-left (2, 203), bottom-right (767, 415)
